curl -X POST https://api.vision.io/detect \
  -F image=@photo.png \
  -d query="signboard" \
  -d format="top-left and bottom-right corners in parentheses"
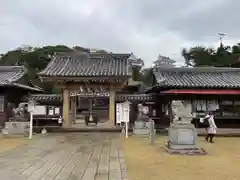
top-left (32, 105), bottom-right (46, 115)
top-left (122, 101), bottom-right (131, 123)
top-left (69, 92), bottom-right (109, 97)
top-left (122, 100), bottom-right (131, 139)
top-left (116, 103), bottom-right (122, 124)
top-left (122, 107), bottom-right (130, 122)
top-left (55, 107), bottom-right (60, 114)
top-left (27, 100), bottom-right (36, 140)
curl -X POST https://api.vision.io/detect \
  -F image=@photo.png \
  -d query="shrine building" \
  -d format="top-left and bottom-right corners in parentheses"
top-left (38, 52), bottom-right (151, 128)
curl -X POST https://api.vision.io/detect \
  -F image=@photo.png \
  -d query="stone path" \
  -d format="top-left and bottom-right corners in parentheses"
top-left (0, 133), bottom-right (128, 180)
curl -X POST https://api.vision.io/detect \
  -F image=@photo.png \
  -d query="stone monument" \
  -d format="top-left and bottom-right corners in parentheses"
top-left (2, 103), bottom-right (29, 137)
top-left (133, 104), bottom-right (151, 136)
top-left (164, 100), bottom-right (207, 155)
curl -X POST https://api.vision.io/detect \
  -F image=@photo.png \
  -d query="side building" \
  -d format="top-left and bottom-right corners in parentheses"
top-left (0, 66), bottom-right (41, 126)
top-left (147, 66), bottom-right (240, 128)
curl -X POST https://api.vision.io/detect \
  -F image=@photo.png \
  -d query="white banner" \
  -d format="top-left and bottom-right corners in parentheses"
top-left (116, 103), bottom-right (122, 124)
top-left (122, 102), bottom-right (130, 123)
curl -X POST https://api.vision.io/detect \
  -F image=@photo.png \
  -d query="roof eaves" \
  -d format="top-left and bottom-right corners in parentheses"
top-left (10, 83), bottom-right (43, 92)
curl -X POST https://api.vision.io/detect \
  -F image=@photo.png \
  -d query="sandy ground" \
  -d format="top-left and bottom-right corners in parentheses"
top-left (123, 135), bottom-right (240, 180)
top-left (0, 135), bottom-right (39, 154)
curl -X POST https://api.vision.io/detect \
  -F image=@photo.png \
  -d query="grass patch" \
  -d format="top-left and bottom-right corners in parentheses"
top-left (122, 136), bottom-right (240, 180)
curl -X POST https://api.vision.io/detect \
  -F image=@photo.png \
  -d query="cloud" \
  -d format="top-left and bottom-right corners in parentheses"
top-left (0, 0), bottom-right (239, 67)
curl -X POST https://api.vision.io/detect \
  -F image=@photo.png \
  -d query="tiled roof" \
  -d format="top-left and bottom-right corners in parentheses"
top-left (153, 67), bottom-right (240, 89)
top-left (39, 52), bottom-right (132, 77)
top-left (128, 54), bottom-right (144, 67)
top-left (0, 66), bottom-right (41, 91)
top-left (0, 66), bottom-right (26, 85)
top-left (0, 66), bottom-right (42, 91)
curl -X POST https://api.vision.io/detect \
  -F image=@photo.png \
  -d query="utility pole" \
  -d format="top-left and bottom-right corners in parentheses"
top-left (218, 32), bottom-right (226, 45)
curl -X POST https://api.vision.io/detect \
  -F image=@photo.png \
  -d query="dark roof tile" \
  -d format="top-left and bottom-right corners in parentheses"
top-left (0, 66), bottom-right (41, 91)
top-left (39, 52), bottom-right (132, 77)
top-left (0, 66), bottom-right (26, 85)
top-left (153, 67), bottom-right (240, 88)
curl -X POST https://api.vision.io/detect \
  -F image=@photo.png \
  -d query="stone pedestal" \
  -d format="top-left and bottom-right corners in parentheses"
top-left (133, 121), bottom-right (150, 135)
top-left (164, 123), bottom-right (207, 155)
top-left (168, 123), bottom-right (197, 149)
top-left (133, 115), bottom-right (150, 136)
top-left (2, 121), bottom-right (29, 137)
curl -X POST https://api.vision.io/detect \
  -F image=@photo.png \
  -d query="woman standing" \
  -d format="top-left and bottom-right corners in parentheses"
top-left (205, 112), bottom-right (217, 143)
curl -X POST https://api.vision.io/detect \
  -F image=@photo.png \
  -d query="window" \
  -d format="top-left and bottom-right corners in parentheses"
top-left (219, 100), bottom-right (235, 116)
top-left (193, 100), bottom-right (220, 117)
top-left (192, 100), bottom-right (240, 117)
top-left (0, 96), bottom-right (4, 112)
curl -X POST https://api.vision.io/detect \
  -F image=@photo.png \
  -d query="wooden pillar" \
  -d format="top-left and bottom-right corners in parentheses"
top-left (77, 96), bottom-right (81, 108)
top-left (71, 97), bottom-right (76, 124)
top-left (109, 87), bottom-right (116, 124)
top-left (63, 88), bottom-right (71, 128)
top-left (168, 101), bottom-right (173, 123)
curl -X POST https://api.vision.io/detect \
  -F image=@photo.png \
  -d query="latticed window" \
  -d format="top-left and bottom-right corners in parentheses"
top-left (0, 96), bottom-right (4, 112)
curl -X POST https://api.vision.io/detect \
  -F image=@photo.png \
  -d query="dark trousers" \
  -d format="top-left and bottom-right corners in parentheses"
top-left (205, 133), bottom-right (215, 143)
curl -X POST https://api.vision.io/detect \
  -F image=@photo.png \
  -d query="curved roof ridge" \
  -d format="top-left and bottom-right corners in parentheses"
top-left (156, 66), bottom-right (240, 72)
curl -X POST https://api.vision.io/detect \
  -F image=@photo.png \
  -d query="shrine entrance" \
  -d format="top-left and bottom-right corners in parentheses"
top-left (38, 52), bottom-right (131, 128)
top-left (69, 87), bottom-right (114, 128)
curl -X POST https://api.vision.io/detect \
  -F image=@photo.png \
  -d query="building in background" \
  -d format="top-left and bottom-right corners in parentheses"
top-left (146, 66), bottom-right (240, 128)
top-left (0, 66), bottom-right (41, 126)
top-left (152, 54), bottom-right (176, 68)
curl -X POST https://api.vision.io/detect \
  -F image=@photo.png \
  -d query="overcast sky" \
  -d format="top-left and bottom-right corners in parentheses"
top-left (1, 0), bottom-right (240, 67)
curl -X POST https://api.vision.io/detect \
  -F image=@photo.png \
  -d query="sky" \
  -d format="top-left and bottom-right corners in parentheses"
top-left (0, 0), bottom-right (240, 67)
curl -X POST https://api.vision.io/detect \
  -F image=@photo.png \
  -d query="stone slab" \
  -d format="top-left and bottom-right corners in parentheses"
top-left (2, 121), bottom-right (29, 136)
top-left (0, 133), bottom-right (128, 180)
top-left (163, 144), bottom-right (207, 156)
top-left (133, 128), bottom-right (150, 135)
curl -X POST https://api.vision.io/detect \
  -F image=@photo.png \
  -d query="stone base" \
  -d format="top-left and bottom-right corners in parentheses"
top-left (133, 120), bottom-right (150, 136)
top-left (2, 121), bottom-right (29, 137)
top-left (133, 128), bottom-right (149, 136)
top-left (166, 123), bottom-right (207, 155)
top-left (164, 141), bottom-right (207, 155)
top-left (168, 122), bottom-right (197, 149)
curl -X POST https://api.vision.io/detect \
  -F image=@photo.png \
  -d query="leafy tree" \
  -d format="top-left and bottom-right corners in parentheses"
top-left (141, 68), bottom-right (154, 87)
top-left (182, 43), bottom-right (240, 67)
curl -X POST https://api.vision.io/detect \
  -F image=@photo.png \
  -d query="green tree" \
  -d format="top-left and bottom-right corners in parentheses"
top-left (182, 46), bottom-right (215, 67)
top-left (182, 43), bottom-right (240, 67)
top-left (141, 68), bottom-right (154, 87)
